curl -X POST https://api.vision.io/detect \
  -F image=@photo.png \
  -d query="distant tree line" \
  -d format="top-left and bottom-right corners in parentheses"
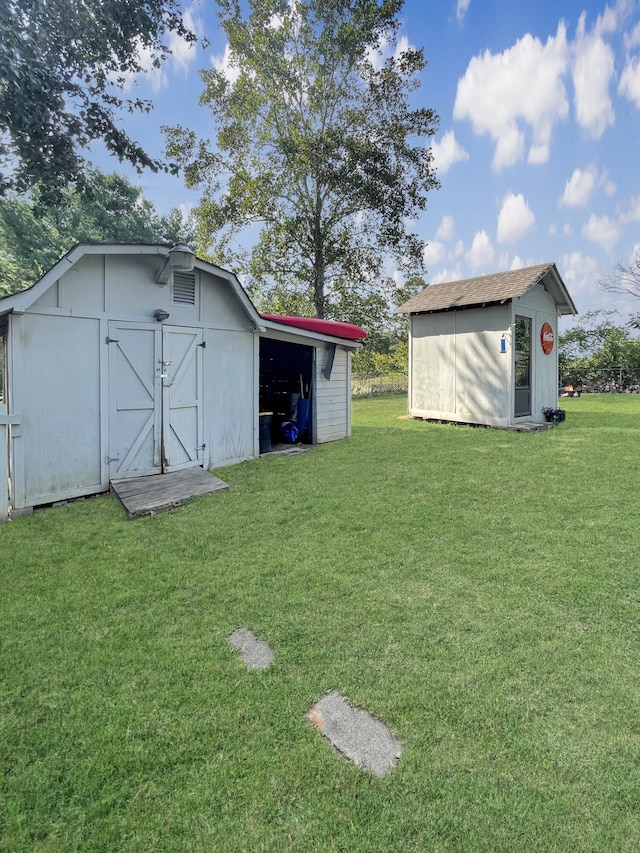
top-left (559, 310), bottom-right (640, 390)
top-left (0, 169), bottom-right (194, 296)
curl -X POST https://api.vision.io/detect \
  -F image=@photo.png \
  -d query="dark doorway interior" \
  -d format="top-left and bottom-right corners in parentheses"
top-left (259, 338), bottom-right (314, 445)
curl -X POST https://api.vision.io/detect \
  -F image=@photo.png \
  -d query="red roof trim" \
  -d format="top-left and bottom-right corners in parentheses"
top-left (261, 314), bottom-right (367, 341)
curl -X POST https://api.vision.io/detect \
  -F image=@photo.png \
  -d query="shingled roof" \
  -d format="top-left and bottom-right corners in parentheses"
top-left (395, 263), bottom-right (577, 316)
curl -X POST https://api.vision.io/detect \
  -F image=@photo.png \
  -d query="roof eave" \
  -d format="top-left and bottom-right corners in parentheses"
top-left (539, 263), bottom-right (578, 316)
top-left (397, 297), bottom-right (513, 316)
top-left (260, 318), bottom-right (363, 349)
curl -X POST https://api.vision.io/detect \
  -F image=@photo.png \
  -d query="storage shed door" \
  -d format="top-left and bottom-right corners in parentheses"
top-left (161, 326), bottom-right (205, 472)
top-left (108, 323), bottom-right (204, 480)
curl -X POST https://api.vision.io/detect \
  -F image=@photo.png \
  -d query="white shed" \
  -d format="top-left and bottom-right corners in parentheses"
top-left (0, 244), bottom-right (365, 519)
top-left (396, 263), bottom-right (577, 428)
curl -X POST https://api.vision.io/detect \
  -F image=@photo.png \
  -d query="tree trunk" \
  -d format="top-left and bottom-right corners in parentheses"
top-left (312, 196), bottom-right (325, 318)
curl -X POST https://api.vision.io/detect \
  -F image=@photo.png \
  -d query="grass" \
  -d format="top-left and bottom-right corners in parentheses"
top-left (2, 393), bottom-right (640, 851)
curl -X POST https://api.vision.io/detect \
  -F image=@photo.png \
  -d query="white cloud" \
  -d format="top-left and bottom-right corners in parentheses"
top-left (548, 223), bottom-right (557, 236)
top-left (457, 0), bottom-right (471, 25)
top-left (424, 241), bottom-right (445, 265)
top-left (510, 255), bottom-right (525, 270)
top-left (211, 42), bottom-right (241, 84)
top-left (620, 195), bottom-right (640, 224)
top-left (467, 230), bottom-right (495, 268)
top-left (559, 165), bottom-right (598, 207)
top-left (563, 222), bottom-right (574, 235)
top-left (453, 24), bottom-right (569, 171)
top-left (431, 266), bottom-right (462, 284)
top-left (619, 56), bottom-right (640, 109)
top-left (395, 35), bottom-right (412, 58)
top-left (560, 251), bottom-right (599, 298)
top-left (435, 215), bottom-right (455, 241)
top-left (116, 38), bottom-right (169, 92)
top-left (451, 239), bottom-right (465, 258)
top-left (528, 144), bottom-right (550, 165)
top-left (625, 22), bottom-right (640, 50)
top-left (572, 13), bottom-right (616, 138)
top-left (430, 130), bottom-right (469, 174)
top-left (497, 192), bottom-right (535, 244)
top-left (167, 7), bottom-right (201, 74)
top-left (366, 31), bottom-right (415, 71)
top-left (581, 213), bottom-right (622, 249)
top-left (116, 5), bottom-right (201, 92)
top-left (559, 164), bottom-right (616, 207)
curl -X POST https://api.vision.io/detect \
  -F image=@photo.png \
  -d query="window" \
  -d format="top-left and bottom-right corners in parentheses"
top-left (514, 315), bottom-right (531, 417)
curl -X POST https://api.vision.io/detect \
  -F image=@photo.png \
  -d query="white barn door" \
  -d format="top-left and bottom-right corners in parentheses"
top-left (108, 323), bottom-right (204, 480)
top-left (161, 327), bottom-right (205, 472)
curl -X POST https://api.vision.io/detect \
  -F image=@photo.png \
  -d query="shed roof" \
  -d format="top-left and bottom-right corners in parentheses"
top-left (395, 263), bottom-right (577, 316)
top-left (0, 243), bottom-right (262, 327)
top-left (0, 242), bottom-right (365, 348)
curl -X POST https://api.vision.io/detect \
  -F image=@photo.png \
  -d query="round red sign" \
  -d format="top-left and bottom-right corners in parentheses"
top-left (540, 322), bottom-right (554, 355)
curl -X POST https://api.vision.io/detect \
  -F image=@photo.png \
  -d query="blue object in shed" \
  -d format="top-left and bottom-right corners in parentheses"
top-left (281, 421), bottom-right (298, 443)
top-left (297, 398), bottom-right (311, 440)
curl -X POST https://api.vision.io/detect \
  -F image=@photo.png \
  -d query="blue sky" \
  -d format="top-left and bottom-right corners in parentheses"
top-left (95, 0), bottom-right (640, 328)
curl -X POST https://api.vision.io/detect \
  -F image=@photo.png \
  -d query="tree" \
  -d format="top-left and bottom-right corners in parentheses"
top-left (0, 168), bottom-right (195, 295)
top-left (558, 311), bottom-right (640, 389)
top-left (0, 0), bottom-right (197, 203)
top-left (352, 275), bottom-right (425, 373)
top-left (599, 248), bottom-right (640, 328)
top-left (164, 0), bottom-right (439, 325)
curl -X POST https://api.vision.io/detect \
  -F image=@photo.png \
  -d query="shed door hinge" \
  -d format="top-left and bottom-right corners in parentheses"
top-left (197, 340), bottom-right (206, 348)
top-left (105, 455), bottom-right (119, 464)
top-left (105, 336), bottom-right (119, 344)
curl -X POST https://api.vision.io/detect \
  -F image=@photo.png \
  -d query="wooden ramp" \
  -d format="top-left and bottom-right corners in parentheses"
top-left (111, 467), bottom-right (229, 518)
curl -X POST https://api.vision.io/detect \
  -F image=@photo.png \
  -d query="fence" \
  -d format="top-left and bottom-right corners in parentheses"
top-left (352, 372), bottom-right (408, 397)
top-left (561, 367), bottom-right (640, 393)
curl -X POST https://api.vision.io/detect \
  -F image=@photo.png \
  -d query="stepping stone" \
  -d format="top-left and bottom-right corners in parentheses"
top-left (227, 628), bottom-right (274, 669)
top-left (307, 690), bottom-right (402, 776)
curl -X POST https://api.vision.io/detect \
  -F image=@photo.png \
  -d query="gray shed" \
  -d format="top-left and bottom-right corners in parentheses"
top-left (396, 263), bottom-right (577, 428)
top-left (0, 244), bottom-right (364, 519)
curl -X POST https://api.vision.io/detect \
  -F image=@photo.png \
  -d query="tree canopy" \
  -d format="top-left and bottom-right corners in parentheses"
top-left (164, 0), bottom-right (439, 324)
top-left (0, 168), bottom-right (194, 295)
top-left (0, 0), bottom-right (196, 203)
top-left (559, 311), bottom-right (640, 389)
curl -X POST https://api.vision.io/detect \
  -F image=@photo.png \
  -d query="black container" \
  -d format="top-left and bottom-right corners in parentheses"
top-left (259, 413), bottom-right (273, 453)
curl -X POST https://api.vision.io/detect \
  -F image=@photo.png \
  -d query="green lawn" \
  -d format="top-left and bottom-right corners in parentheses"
top-left (2, 394), bottom-right (640, 852)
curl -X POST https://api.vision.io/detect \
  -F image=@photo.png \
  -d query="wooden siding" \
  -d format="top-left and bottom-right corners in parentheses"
top-left (205, 328), bottom-right (256, 466)
top-left (512, 284), bottom-right (560, 418)
top-left (315, 346), bottom-right (351, 443)
top-left (0, 408), bottom-right (8, 522)
top-left (18, 313), bottom-right (103, 506)
top-left (409, 304), bottom-right (511, 426)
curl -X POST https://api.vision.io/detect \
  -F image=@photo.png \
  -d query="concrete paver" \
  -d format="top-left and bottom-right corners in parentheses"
top-left (227, 628), bottom-right (274, 669)
top-left (308, 690), bottom-right (402, 776)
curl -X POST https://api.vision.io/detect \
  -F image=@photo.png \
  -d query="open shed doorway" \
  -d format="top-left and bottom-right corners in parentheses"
top-left (259, 338), bottom-right (314, 449)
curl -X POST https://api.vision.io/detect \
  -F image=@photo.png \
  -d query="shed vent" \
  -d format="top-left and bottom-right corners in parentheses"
top-left (172, 271), bottom-right (196, 305)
